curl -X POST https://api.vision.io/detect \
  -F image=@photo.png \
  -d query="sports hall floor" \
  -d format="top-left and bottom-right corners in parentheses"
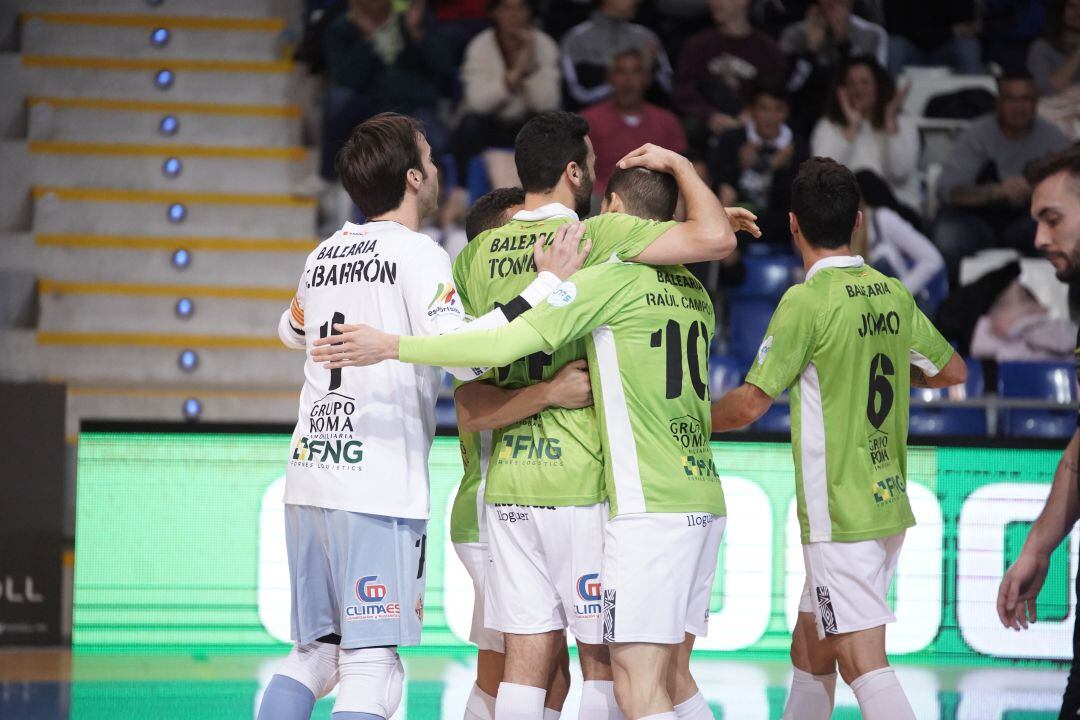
top-left (0, 649), bottom-right (1069, 719)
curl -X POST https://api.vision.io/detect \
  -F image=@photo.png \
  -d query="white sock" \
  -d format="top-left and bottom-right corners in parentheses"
top-left (465, 684), bottom-right (497, 720)
top-left (543, 709), bottom-right (561, 720)
top-left (673, 691), bottom-right (712, 719)
top-left (639, 714), bottom-right (677, 720)
top-left (495, 682), bottom-right (546, 720)
top-left (781, 668), bottom-right (836, 720)
top-left (850, 667), bottom-right (915, 720)
top-left (578, 680), bottom-right (622, 719)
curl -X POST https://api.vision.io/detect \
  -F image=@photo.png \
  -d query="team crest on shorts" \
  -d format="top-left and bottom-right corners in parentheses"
top-left (415, 594), bottom-right (424, 622)
top-left (602, 589), bottom-right (617, 642)
top-left (816, 586), bottom-right (838, 635)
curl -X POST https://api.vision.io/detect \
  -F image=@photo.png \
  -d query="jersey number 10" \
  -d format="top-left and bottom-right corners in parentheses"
top-left (650, 319), bottom-right (710, 401)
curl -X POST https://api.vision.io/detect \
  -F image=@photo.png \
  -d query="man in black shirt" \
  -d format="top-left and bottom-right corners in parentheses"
top-left (998, 144), bottom-right (1080, 720)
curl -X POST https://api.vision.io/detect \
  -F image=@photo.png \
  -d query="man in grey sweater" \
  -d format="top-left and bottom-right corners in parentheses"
top-left (932, 72), bottom-right (1069, 285)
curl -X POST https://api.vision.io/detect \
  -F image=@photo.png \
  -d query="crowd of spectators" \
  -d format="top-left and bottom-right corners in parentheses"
top-left (303, 0), bottom-right (1077, 324)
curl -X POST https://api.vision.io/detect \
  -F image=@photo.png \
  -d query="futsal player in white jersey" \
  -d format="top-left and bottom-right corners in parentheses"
top-left (257, 113), bottom-right (588, 720)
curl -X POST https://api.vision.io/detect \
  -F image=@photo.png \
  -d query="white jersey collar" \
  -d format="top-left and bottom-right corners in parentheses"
top-left (513, 203), bottom-right (579, 222)
top-left (805, 254), bottom-right (865, 281)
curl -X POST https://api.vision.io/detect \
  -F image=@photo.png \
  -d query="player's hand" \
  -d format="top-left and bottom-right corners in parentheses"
top-left (725, 206), bottom-right (761, 238)
top-left (617, 143), bottom-right (691, 175)
top-left (997, 551), bottom-right (1050, 630)
top-left (544, 359), bottom-right (592, 409)
top-left (311, 323), bottom-right (398, 368)
top-left (534, 221), bottom-right (590, 280)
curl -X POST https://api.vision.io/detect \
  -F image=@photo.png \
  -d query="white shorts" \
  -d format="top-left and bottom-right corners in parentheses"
top-left (797, 531), bottom-right (906, 639)
top-left (601, 512), bottom-right (726, 645)
top-left (453, 541), bottom-right (505, 653)
top-left (484, 502), bottom-right (606, 645)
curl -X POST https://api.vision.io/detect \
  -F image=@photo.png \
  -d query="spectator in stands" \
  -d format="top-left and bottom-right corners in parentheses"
top-left (709, 85), bottom-right (807, 245)
top-left (811, 57), bottom-right (920, 212)
top-left (320, 0), bottom-right (452, 182)
top-left (1027, 0), bottom-right (1080, 96)
top-left (780, 0), bottom-right (887, 136)
top-left (933, 72), bottom-right (1070, 284)
top-left (983, 0), bottom-right (1050, 73)
top-left (852, 170), bottom-right (946, 299)
top-left (435, 0), bottom-right (491, 64)
top-left (580, 48), bottom-right (688, 200)
top-left (883, 0), bottom-right (981, 76)
top-left (454, 0), bottom-right (560, 188)
top-left (674, 0), bottom-right (787, 152)
top-left (560, 0), bottom-right (674, 109)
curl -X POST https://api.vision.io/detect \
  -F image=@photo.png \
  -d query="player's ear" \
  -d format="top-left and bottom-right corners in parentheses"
top-left (567, 161), bottom-right (582, 190)
top-left (852, 210), bottom-right (863, 236)
top-left (606, 192), bottom-right (625, 214)
top-left (406, 167), bottom-right (423, 193)
top-left (788, 211), bottom-right (799, 239)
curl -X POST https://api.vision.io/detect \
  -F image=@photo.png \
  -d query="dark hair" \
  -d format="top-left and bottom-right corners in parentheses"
top-left (1024, 144), bottom-right (1080, 188)
top-left (747, 83), bottom-right (789, 106)
top-left (824, 57), bottom-right (894, 130)
top-left (465, 187), bottom-right (526, 240)
top-left (515, 112), bottom-right (590, 194)
top-left (488, 0), bottom-right (534, 13)
top-left (335, 113), bottom-right (427, 218)
top-left (791, 157), bottom-right (861, 249)
top-left (604, 167), bottom-right (678, 221)
top-left (997, 69), bottom-right (1036, 90)
top-left (854, 169), bottom-right (926, 232)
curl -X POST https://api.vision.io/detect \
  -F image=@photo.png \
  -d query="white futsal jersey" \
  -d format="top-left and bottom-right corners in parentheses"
top-left (279, 220), bottom-right (558, 520)
top-left (281, 220), bottom-right (477, 520)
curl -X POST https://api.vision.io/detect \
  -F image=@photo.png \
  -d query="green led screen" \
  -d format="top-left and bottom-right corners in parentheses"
top-left (75, 432), bottom-right (1071, 664)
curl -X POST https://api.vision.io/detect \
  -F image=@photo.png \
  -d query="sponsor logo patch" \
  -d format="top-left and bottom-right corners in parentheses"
top-left (345, 575), bottom-right (400, 621)
top-left (547, 281), bottom-right (577, 307)
top-left (575, 573), bottom-right (602, 618)
top-left (756, 335), bottom-right (773, 366)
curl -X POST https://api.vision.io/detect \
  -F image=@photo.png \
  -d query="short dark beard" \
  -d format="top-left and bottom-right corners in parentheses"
top-left (574, 174), bottom-right (594, 218)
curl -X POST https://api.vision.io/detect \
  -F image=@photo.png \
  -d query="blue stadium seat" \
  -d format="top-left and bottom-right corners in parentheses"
top-left (909, 407), bottom-right (988, 436)
top-left (998, 361), bottom-right (1077, 439)
top-left (728, 255), bottom-right (800, 301)
top-left (915, 269), bottom-right (949, 317)
top-left (728, 300), bottom-right (775, 365)
top-left (466, 156), bottom-right (492, 203)
top-left (909, 357), bottom-right (984, 402)
top-left (754, 401), bottom-right (790, 433)
top-left (709, 355), bottom-right (744, 398)
top-left (440, 154), bottom-right (459, 190)
top-left (435, 397), bottom-right (457, 428)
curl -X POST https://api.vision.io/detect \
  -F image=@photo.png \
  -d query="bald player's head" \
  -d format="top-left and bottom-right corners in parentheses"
top-left (601, 167), bottom-right (678, 221)
top-left (465, 187), bottom-right (526, 241)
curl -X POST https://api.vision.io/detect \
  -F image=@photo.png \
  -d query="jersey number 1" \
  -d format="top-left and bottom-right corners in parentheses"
top-left (319, 312), bottom-right (345, 391)
top-left (650, 319), bottom-right (709, 401)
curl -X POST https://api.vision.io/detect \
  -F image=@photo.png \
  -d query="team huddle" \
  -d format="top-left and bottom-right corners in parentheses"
top-left (257, 109), bottom-right (967, 720)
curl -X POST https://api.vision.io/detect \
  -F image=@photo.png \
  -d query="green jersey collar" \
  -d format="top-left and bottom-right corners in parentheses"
top-left (805, 254), bottom-right (865, 281)
top-left (513, 203), bottom-right (579, 222)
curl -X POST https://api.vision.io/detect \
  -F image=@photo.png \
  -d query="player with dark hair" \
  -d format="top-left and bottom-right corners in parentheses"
top-left (261, 113), bottom-right (586, 720)
top-left (999, 145), bottom-right (1080, 720)
top-left (454, 184), bottom-right (588, 720)
top-left (602, 166), bottom-right (679, 222)
top-left (710, 157), bottom-right (966, 720)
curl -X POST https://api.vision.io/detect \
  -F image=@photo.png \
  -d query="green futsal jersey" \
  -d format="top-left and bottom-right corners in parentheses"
top-left (451, 205), bottom-right (674, 510)
top-left (450, 427), bottom-right (491, 544)
top-left (744, 256), bottom-right (954, 544)
top-left (520, 262), bottom-right (725, 517)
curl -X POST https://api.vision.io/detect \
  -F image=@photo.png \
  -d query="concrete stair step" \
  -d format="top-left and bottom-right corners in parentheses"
top-left (21, 12), bottom-right (286, 61)
top-left (20, 54), bottom-right (297, 104)
top-left (27, 97), bottom-right (302, 147)
top-left (0, 328), bottom-right (301, 385)
top-left (32, 186), bottom-right (316, 236)
top-left (67, 385), bottom-right (300, 426)
top-left (0, 233), bottom-right (315, 285)
top-left (18, 140), bottom-right (313, 194)
top-left (9, 0), bottom-right (287, 19)
top-left (38, 280), bottom-right (292, 334)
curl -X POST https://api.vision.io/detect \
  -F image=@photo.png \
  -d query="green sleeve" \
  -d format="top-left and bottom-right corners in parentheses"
top-left (584, 213), bottom-right (676, 265)
top-left (451, 243), bottom-right (479, 318)
top-left (744, 287), bottom-right (818, 398)
top-left (519, 264), bottom-right (634, 350)
top-left (399, 320), bottom-right (547, 368)
top-left (910, 303), bottom-right (954, 375)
